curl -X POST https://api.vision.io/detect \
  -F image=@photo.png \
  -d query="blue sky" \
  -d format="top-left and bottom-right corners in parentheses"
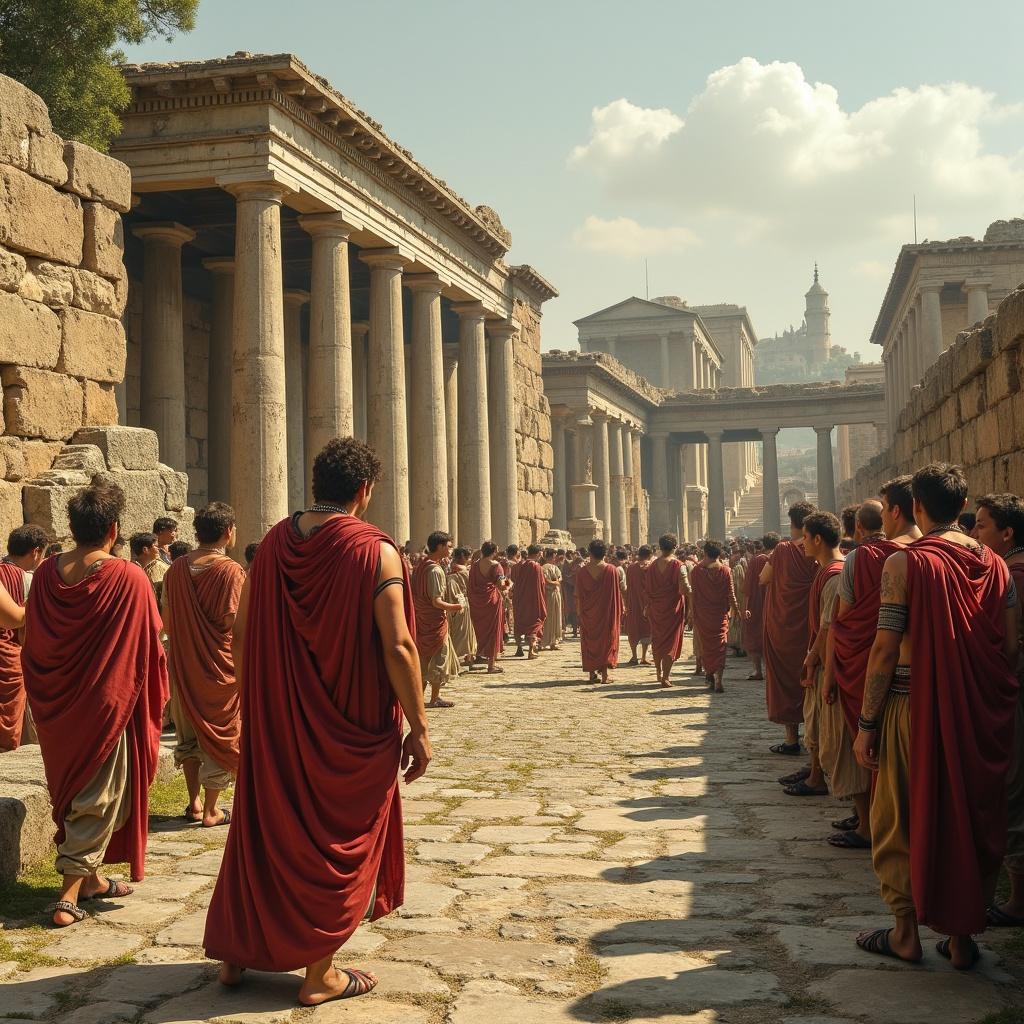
top-left (125, 1), bottom-right (1024, 359)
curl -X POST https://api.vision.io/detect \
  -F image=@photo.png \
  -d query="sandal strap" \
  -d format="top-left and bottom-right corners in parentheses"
top-left (47, 900), bottom-right (88, 921)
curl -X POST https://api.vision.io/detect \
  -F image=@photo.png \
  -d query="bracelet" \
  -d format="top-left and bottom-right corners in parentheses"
top-left (858, 715), bottom-right (878, 731)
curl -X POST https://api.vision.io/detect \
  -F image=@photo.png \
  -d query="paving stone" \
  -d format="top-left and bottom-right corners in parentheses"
top-left (91, 898), bottom-right (187, 929)
top-left (396, 881), bottom-right (460, 917)
top-left (310, 1003), bottom-right (431, 1024)
top-left (574, 805), bottom-right (739, 832)
top-left (141, 975), bottom-right (296, 1023)
top-left (153, 910), bottom-right (208, 946)
top-left (448, 798), bottom-right (541, 819)
top-left (403, 825), bottom-right (461, 841)
top-left (451, 875), bottom-right (528, 894)
top-left (0, 965), bottom-right (85, 1019)
top-left (93, 960), bottom-right (211, 1004)
top-left (41, 925), bottom-right (144, 963)
top-left (178, 849), bottom-right (224, 875)
top-left (346, 959), bottom-right (450, 995)
top-left (768, 877), bottom-right (858, 908)
top-left (341, 926), bottom-right (388, 955)
top-left (467, 855), bottom-right (615, 878)
top-left (448, 979), bottom-right (599, 1023)
top-left (531, 881), bottom-right (743, 919)
top-left (133, 945), bottom-right (205, 964)
top-left (509, 841), bottom-right (598, 856)
top-left (415, 841), bottom-right (491, 864)
top-left (375, 915), bottom-right (466, 934)
top-left (554, 917), bottom-right (747, 947)
top-left (470, 825), bottom-right (557, 844)
top-left (62, 1003), bottom-right (139, 1024)
top-left (132, 874), bottom-right (213, 901)
top-left (385, 934), bottom-right (573, 981)
top-left (807, 968), bottom-right (1007, 1022)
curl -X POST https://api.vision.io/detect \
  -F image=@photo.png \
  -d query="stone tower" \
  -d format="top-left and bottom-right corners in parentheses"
top-left (804, 264), bottom-right (831, 368)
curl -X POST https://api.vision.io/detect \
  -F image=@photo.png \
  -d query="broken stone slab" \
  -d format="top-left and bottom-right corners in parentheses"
top-left (72, 426), bottom-right (159, 471)
top-left (414, 841), bottom-right (491, 865)
top-left (395, 880), bottom-right (461, 917)
top-left (448, 979), bottom-right (602, 1024)
top-left (140, 975), bottom-right (296, 1024)
top-left (403, 824), bottom-right (460, 842)
top-left (374, 916), bottom-right (466, 934)
top-left (92, 960), bottom-right (212, 1005)
top-left (40, 924), bottom-right (144, 964)
top-left (90, 898), bottom-right (187, 930)
top-left (0, 965), bottom-right (85, 1019)
top-left (384, 934), bottom-right (574, 981)
top-left (153, 910), bottom-right (208, 947)
top-left (61, 1002), bottom-right (139, 1024)
top-left (451, 875), bottom-right (528, 894)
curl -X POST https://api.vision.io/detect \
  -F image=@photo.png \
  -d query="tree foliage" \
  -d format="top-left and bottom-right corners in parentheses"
top-left (0, 1), bottom-right (198, 150)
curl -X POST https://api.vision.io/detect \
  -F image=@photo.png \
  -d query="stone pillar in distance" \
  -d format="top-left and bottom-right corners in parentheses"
top-left (133, 222), bottom-right (195, 473)
top-left (487, 321), bottom-right (519, 546)
top-left (203, 256), bottom-right (234, 502)
top-left (453, 302), bottom-right (491, 547)
top-left (283, 289), bottom-right (309, 513)
top-left (649, 431), bottom-right (670, 541)
top-left (552, 412), bottom-right (568, 531)
top-left (443, 344), bottom-right (459, 541)
top-left (568, 412), bottom-right (600, 547)
top-left (966, 280), bottom-right (989, 327)
top-left (351, 320), bottom-right (369, 442)
top-left (815, 425), bottom-right (836, 512)
top-left (592, 410), bottom-right (611, 540)
top-left (608, 418), bottom-right (627, 546)
top-left (760, 427), bottom-right (781, 533)
top-left (706, 429), bottom-right (726, 540)
top-left (919, 282), bottom-right (943, 371)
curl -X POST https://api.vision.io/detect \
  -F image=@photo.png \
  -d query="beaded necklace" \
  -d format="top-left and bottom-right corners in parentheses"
top-left (307, 502), bottom-right (352, 515)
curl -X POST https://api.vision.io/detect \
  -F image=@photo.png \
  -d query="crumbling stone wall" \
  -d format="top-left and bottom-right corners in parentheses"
top-left (0, 75), bottom-right (192, 544)
top-left (838, 285), bottom-right (1024, 505)
top-left (512, 299), bottom-right (553, 544)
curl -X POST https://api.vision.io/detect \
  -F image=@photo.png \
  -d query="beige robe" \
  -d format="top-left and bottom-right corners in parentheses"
top-left (540, 563), bottom-right (564, 648)
top-left (446, 567), bottom-right (477, 661)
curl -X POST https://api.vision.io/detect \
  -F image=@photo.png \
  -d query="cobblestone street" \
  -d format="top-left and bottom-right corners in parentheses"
top-left (2, 635), bottom-right (1023, 1023)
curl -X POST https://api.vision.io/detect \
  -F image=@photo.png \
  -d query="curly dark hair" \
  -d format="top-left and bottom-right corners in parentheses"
top-left (311, 437), bottom-right (382, 505)
top-left (803, 511), bottom-right (841, 547)
top-left (7, 525), bottom-right (48, 556)
top-left (787, 501), bottom-right (817, 529)
top-left (194, 502), bottom-right (235, 544)
top-left (69, 483), bottom-right (125, 545)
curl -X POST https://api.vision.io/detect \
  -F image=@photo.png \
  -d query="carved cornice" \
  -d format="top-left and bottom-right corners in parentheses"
top-left (119, 53), bottom-right (512, 261)
top-left (509, 264), bottom-right (559, 303)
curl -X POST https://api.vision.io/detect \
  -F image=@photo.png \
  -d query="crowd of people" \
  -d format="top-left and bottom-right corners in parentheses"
top-left (0, 440), bottom-right (1020, 1003)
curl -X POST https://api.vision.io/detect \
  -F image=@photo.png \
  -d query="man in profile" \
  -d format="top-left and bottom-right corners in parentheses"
top-left (153, 517), bottom-right (179, 564)
top-left (411, 531), bottom-right (462, 709)
top-left (23, 483), bottom-right (167, 926)
top-left (206, 437), bottom-right (431, 1006)
top-left (131, 531), bottom-right (169, 604)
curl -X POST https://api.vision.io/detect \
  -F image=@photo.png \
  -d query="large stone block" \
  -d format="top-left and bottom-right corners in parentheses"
top-left (539, 441), bottom-right (554, 470)
top-left (159, 465), bottom-right (188, 512)
top-left (997, 397), bottom-right (1016, 456)
top-left (0, 290), bottom-right (61, 367)
top-left (81, 202), bottom-right (124, 281)
top-left (20, 258), bottom-right (74, 308)
top-left (996, 285), bottom-right (1024, 352)
top-left (986, 350), bottom-right (1019, 407)
top-left (0, 74), bottom-right (52, 170)
top-left (0, 479), bottom-right (22, 540)
top-left (21, 479), bottom-right (80, 540)
top-left (2, 365), bottom-right (82, 439)
top-left (51, 443), bottom-right (106, 477)
top-left (957, 374), bottom-right (986, 424)
top-left (71, 268), bottom-right (120, 317)
top-left (28, 131), bottom-right (68, 187)
top-left (954, 325), bottom-right (996, 388)
top-left (939, 397), bottom-right (959, 435)
top-left (1006, 450), bottom-right (1024, 495)
top-left (58, 305), bottom-right (126, 382)
top-left (0, 247), bottom-right (27, 292)
top-left (22, 439), bottom-right (61, 477)
top-left (83, 379), bottom-right (118, 426)
top-left (93, 469), bottom-right (167, 537)
top-left (975, 408), bottom-right (1000, 460)
top-left (0, 437), bottom-right (25, 481)
top-left (72, 425), bottom-right (158, 470)
top-left (0, 164), bottom-right (83, 264)
top-left (62, 141), bottom-right (132, 213)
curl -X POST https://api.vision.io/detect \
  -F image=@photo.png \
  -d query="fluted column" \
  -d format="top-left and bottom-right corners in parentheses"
top-left (649, 431), bottom-right (670, 540)
top-left (592, 410), bottom-right (611, 539)
top-left (706, 429), bottom-right (726, 540)
top-left (283, 289), bottom-right (309, 513)
top-left (659, 335), bottom-right (671, 387)
top-left (443, 345), bottom-right (459, 540)
top-left (203, 257), bottom-right (234, 502)
top-left (621, 423), bottom-right (635, 531)
top-left (453, 302), bottom-right (491, 546)
top-left (487, 322), bottom-right (519, 545)
top-left (351, 320), bottom-right (369, 441)
top-left (761, 427), bottom-right (781, 533)
top-left (815, 425), bottom-right (836, 512)
top-left (569, 413), bottom-right (600, 546)
top-left (629, 428), bottom-right (643, 545)
top-left (133, 222), bottom-right (195, 472)
top-left (225, 183), bottom-right (289, 548)
top-left (299, 213), bottom-right (355, 473)
top-left (407, 274), bottom-right (449, 543)
top-left (966, 280), bottom-right (989, 327)
top-left (361, 249), bottom-right (410, 543)
top-left (552, 413), bottom-right (568, 530)
top-left (920, 283), bottom-right (943, 366)
top-left (608, 419), bottom-right (627, 546)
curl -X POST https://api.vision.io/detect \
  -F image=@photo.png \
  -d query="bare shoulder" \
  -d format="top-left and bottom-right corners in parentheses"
top-left (377, 540), bottom-right (403, 579)
top-left (880, 550), bottom-right (907, 604)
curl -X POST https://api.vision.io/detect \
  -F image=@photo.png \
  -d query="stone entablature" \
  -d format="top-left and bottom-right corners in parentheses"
top-left (839, 285), bottom-right (1024, 508)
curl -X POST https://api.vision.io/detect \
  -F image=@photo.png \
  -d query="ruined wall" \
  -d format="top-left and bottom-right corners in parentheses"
top-left (837, 285), bottom-right (1024, 506)
top-left (512, 299), bottom-right (553, 544)
top-left (0, 75), bottom-right (191, 545)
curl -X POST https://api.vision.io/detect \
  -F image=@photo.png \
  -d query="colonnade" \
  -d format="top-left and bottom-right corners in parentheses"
top-left (129, 191), bottom-right (521, 551)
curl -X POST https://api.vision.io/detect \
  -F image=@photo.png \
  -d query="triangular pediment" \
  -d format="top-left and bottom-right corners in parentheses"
top-left (574, 296), bottom-right (696, 326)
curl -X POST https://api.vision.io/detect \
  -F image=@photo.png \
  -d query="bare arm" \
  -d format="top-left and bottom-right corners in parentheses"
top-left (432, 594), bottom-right (462, 613)
top-left (230, 574), bottom-right (251, 687)
top-left (0, 587), bottom-right (24, 630)
top-left (822, 596), bottom-right (851, 703)
top-left (374, 543), bottom-right (432, 784)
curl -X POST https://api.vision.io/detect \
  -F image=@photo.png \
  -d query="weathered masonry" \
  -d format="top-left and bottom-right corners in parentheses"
top-left (112, 52), bottom-right (557, 548)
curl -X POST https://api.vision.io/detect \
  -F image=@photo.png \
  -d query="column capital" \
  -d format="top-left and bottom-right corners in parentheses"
top-left (648, 429), bottom-right (669, 440)
top-left (486, 320), bottom-right (518, 341)
top-left (705, 428), bottom-right (724, 441)
top-left (964, 278), bottom-right (991, 290)
top-left (575, 412), bottom-right (594, 429)
top-left (202, 256), bottom-right (235, 275)
top-left (450, 300), bottom-right (488, 321)
top-left (917, 280), bottom-right (944, 295)
top-left (759, 427), bottom-right (780, 438)
top-left (359, 247), bottom-right (408, 271)
top-left (283, 288), bottom-right (310, 308)
top-left (223, 180), bottom-right (292, 204)
top-left (404, 272), bottom-right (447, 295)
top-left (589, 408), bottom-right (609, 422)
top-left (812, 424), bottom-right (834, 435)
top-left (132, 221), bottom-right (196, 246)
top-left (298, 211), bottom-right (357, 239)
top-left (352, 319), bottom-right (370, 339)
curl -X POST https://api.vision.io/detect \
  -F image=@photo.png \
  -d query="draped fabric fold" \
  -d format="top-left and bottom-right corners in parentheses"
top-left (624, 561), bottom-right (651, 648)
top-left (411, 559), bottom-right (448, 660)
top-left (905, 536), bottom-right (1018, 936)
top-left (23, 557), bottom-right (167, 881)
top-left (0, 563), bottom-right (26, 751)
top-left (468, 561), bottom-right (504, 662)
top-left (742, 552), bottom-right (768, 655)
top-left (576, 563), bottom-right (623, 671)
top-left (512, 560), bottom-right (547, 642)
top-left (690, 562), bottom-right (732, 675)
top-left (163, 556), bottom-right (245, 774)
top-left (204, 516), bottom-right (409, 971)
top-left (763, 541), bottom-right (818, 725)
top-left (646, 558), bottom-right (685, 661)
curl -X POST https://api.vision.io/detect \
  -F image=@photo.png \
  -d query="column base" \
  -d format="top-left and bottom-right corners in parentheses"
top-left (569, 517), bottom-right (603, 548)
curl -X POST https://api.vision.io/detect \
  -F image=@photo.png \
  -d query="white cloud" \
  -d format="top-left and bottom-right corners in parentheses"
top-left (573, 215), bottom-right (701, 256)
top-left (571, 58), bottom-right (1024, 248)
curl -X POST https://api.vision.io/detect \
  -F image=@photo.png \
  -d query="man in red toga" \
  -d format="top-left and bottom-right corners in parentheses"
top-left (511, 544), bottom-right (547, 660)
top-left (576, 538), bottom-right (623, 684)
top-left (23, 483), bottom-right (167, 928)
top-left (411, 531), bottom-right (462, 709)
top-left (646, 533), bottom-right (687, 687)
top-left (974, 493), bottom-right (1024, 928)
top-left (624, 545), bottom-right (653, 666)
top-left (205, 438), bottom-right (432, 1005)
top-left (742, 535), bottom-right (772, 682)
top-left (689, 539), bottom-right (740, 693)
top-left (761, 501), bottom-right (819, 758)
top-left (854, 464), bottom-right (1018, 969)
top-left (469, 542), bottom-right (510, 673)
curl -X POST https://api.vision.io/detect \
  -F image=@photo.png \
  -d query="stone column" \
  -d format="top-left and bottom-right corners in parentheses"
top-left (361, 249), bottom-right (410, 544)
top-left (649, 432), bottom-right (670, 541)
top-left (552, 413), bottom-right (568, 530)
top-left (569, 413), bottom-right (600, 546)
top-left (920, 283), bottom-right (943, 365)
top-left (133, 222), bottom-right (195, 472)
top-left (225, 183), bottom-right (289, 548)
top-left (966, 280), bottom-right (989, 327)
top-left (299, 213), bottom-right (355, 474)
top-left (706, 429), bottom-right (726, 539)
top-left (659, 335), bottom-right (671, 387)
top-left (761, 427), bottom-right (781, 533)
top-left (203, 257), bottom-right (234, 502)
top-left (283, 289), bottom-right (309, 513)
top-left (452, 302), bottom-right (491, 546)
top-left (443, 344), bottom-right (459, 540)
top-left (608, 419), bottom-right (627, 546)
top-left (592, 410), bottom-right (611, 539)
top-left (487, 322), bottom-right (519, 546)
top-left (629, 428), bottom-right (643, 545)
top-left (815, 425), bottom-right (836, 512)
top-left (621, 424), bottom-right (635, 530)
top-left (406, 274), bottom-right (449, 543)
top-left (351, 320), bottom-right (369, 441)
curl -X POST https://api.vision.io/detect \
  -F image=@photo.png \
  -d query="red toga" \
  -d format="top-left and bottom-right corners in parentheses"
top-left (807, 559), bottom-right (844, 650)
top-left (646, 557), bottom-right (685, 661)
top-left (0, 563), bottom-right (26, 751)
top-left (624, 561), bottom-right (651, 647)
top-left (742, 552), bottom-right (768, 654)
top-left (23, 557), bottom-right (166, 880)
top-left (411, 559), bottom-right (448, 660)
top-left (763, 540), bottom-right (818, 725)
top-left (468, 560), bottom-right (505, 661)
top-left (690, 562), bottom-right (733, 675)
top-left (831, 539), bottom-right (901, 735)
top-left (576, 562), bottom-right (623, 671)
top-left (163, 556), bottom-right (246, 774)
top-left (904, 536), bottom-right (1018, 936)
top-left (205, 515), bottom-right (409, 971)
top-left (512, 559), bottom-right (547, 641)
